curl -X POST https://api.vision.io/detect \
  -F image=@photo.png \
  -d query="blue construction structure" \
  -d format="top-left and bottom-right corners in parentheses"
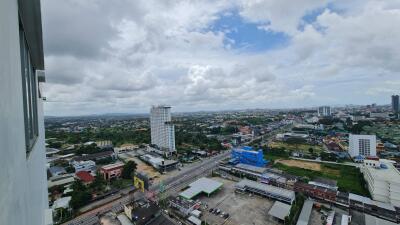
top-left (230, 146), bottom-right (268, 167)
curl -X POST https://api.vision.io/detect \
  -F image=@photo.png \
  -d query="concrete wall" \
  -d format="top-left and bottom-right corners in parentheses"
top-left (0, 0), bottom-right (48, 224)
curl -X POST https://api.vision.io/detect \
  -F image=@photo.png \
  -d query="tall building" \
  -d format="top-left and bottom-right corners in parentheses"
top-left (349, 134), bottom-right (376, 157)
top-left (0, 0), bottom-right (51, 224)
top-left (150, 105), bottom-right (176, 156)
top-left (392, 95), bottom-right (399, 118)
top-left (318, 106), bottom-right (331, 117)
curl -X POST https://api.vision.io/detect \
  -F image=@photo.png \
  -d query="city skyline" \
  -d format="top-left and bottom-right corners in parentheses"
top-left (41, 0), bottom-right (400, 116)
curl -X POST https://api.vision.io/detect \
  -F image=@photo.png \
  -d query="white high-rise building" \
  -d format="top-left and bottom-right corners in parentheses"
top-left (150, 105), bottom-right (176, 156)
top-left (1, 0), bottom-right (51, 224)
top-left (349, 134), bottom-right (376, 157)
top-left (318, 106), bottom-right (331, 117)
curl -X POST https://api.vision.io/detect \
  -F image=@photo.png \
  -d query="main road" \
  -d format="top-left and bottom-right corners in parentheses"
top-left (63, 150), bottom-right (230, 225)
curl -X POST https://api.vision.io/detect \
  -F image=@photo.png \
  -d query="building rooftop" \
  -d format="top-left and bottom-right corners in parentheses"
top-left (117, 214), bottom-right (133, 225)
top-left (364, 160), bottom-right (400, 184)
top-left (235, 163), bottom-right (268, 174)
top-left (49, 166), bottom-right (66, 176)
top-left (73, 151), bottom-right (114, 161)
top-left (75, 171), bottom-right (95, 183)
top-left (101, 162), bottom-right (124, 171)
top-left (296, 200), bottom-right (314, 225)
top-left (128, 201), bottom-right (161, 225)
top-left (349, 193), bottom-right (396, 211)
top-left (52, 196), bottom-right (71, 209)
top-left (268, 201), bottom-right (291, 220)
top-left (179, 177), bottom-right (223, 199)
top-left (235, 179), bottom-right (295, 202)
top-left (365, 214), bottom-right (398, 225)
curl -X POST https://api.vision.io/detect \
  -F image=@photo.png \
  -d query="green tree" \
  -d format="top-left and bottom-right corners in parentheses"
top-left (70, 180), bottom-right (91, 210)
top-left (89, 172), bottom-right (107, 192)
top-left (121, 161), bottom-right (137, 179)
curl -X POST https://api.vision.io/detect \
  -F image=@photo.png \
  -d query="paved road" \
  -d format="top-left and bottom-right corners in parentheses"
top-left (62, 151), bottom-right (230, 225)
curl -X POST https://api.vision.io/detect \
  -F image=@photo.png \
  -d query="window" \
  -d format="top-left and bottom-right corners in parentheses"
top-left (19, 24), bottom-right (39, 154)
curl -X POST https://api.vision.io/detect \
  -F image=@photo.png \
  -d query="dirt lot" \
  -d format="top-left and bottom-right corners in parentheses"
top-left (276, 159), bottom-right (321, 171)
top-left (118, 152), bottom-right (162, 182)
top-left (198, 177), bottom-right (281, 225)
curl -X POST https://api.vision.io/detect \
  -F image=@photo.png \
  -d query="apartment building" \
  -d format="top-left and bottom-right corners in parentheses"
top-left (0, 0), bottom-right (51, 224)
top-left (150, 105), bottom-right (176, 156)
top-left (349, 134), bottom-right (376, 157)
top-left (318, 106), bottom-right (332, 117)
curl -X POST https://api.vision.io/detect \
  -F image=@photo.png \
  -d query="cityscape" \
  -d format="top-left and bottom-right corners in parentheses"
top-left (2, 1), bottom-right (400, 225)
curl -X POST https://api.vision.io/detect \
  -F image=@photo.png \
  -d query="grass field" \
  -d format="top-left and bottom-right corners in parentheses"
top-left (273, 161), bottom-right (369, 196)
top-left (269, 141), bottom-right (324, 153)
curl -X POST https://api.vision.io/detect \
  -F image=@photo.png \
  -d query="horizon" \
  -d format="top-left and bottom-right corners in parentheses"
top-left (44, 102), bottom-right (391, 118)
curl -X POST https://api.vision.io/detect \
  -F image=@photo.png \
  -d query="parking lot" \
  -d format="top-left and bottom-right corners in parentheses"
top-left (197, 177), bottom-right (281, 225)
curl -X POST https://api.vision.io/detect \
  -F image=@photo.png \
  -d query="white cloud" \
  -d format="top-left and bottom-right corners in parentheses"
top-left (41, 0), bottom-right (400, 115)
top-left (238, 0), bottom-right (331, 34)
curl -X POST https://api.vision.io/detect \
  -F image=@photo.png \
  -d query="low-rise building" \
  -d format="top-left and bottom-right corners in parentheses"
top-left (48, 174), bottom-right (75, 188)
top-left (362, 159), bottom-right (400, 207)
top-left (100, 162), bottom-right (124, 181)
top-left (124, 200), bottom-right (175, 225)
top-left (169, 196), bottom-right (200, 217)
top-left (294, 182), bottom-right (337, 202)
top-left (308, 177), bottom-right (338, 191)
top-left (71, 160), bottom-right (96, 173)
top-left (49, 166), bottom-right (67, 177)
top-left (235, 179), bottom-right (295, 204)
top-left (268, 201), bottom-right (291, 223)
top-left (180, 177), bottom-right (223, 200)
top-left (73, 151), bottom-right (115, 162)
top-left (75, 171), bottom-right (95, 185)
top-left (296, 200), bottom-right (314, 225)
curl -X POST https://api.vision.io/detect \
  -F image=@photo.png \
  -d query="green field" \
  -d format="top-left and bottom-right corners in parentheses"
top-left (270, 141), bottom-right (324, 153)
top-left (273, 162), bottom-right (370, 196)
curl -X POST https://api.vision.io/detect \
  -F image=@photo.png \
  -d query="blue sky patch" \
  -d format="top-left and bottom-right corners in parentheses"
top-left (209, 10), bottom-right (289, 52)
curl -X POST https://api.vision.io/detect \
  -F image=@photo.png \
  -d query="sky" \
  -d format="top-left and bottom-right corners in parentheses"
top-left (41, 0), bottom-right (400, 116)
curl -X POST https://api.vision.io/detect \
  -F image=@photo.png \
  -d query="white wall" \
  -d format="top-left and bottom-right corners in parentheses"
top-left (0, 0), bottom-right (48, 224)
top-left (349, 134), bottom-right (376, 157)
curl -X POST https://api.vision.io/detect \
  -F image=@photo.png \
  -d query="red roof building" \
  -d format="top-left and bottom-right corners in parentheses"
top-left (75, 171), bottom-right (95, 184)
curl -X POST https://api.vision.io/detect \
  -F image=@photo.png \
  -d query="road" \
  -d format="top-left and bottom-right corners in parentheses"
top-left (62, 124), bottom-right (290, 225)
top-left (63, 151), bottom-right (230, 225)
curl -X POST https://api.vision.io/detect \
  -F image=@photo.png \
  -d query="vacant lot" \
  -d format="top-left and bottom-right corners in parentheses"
top-left (276, 159), bottom-right (321, 171)
top-left (270, 141), bottom-right (324, 153)
top-left (273, 161), bottom-right (369, 196)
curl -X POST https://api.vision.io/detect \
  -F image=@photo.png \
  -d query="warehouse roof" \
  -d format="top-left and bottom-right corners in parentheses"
top-left (268, 201), bottom-right (291, 220)
top-left (365, 214), bottom-right (398, 225)
top-left (235, 163), bottom-right (268, 174)
top-left (364, 160), bottom-right (400, 184)
top-left (179, 177), bottom-right (223, 199)
top-left (235, 179), bottom-right (295, 202)
top-left (296, 200), bottom-right (314, 225)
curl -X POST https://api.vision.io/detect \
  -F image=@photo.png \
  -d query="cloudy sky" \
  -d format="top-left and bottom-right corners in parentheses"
top-left (41, 0), bottom-right (400, 116)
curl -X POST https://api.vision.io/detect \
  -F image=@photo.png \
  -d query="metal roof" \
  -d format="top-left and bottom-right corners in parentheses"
top-left (365, 214), bottom-right (398, 225)
top-left (235, 179), bottom-right (295, 203)
top-left (235, 163), bottom-right (268, 174)
top-left (268, 201), bottom-right (291, 220)
top-left (296, 200), bottom-right (314, 225)
top-left (179, 177), bottom-right (223, 199)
